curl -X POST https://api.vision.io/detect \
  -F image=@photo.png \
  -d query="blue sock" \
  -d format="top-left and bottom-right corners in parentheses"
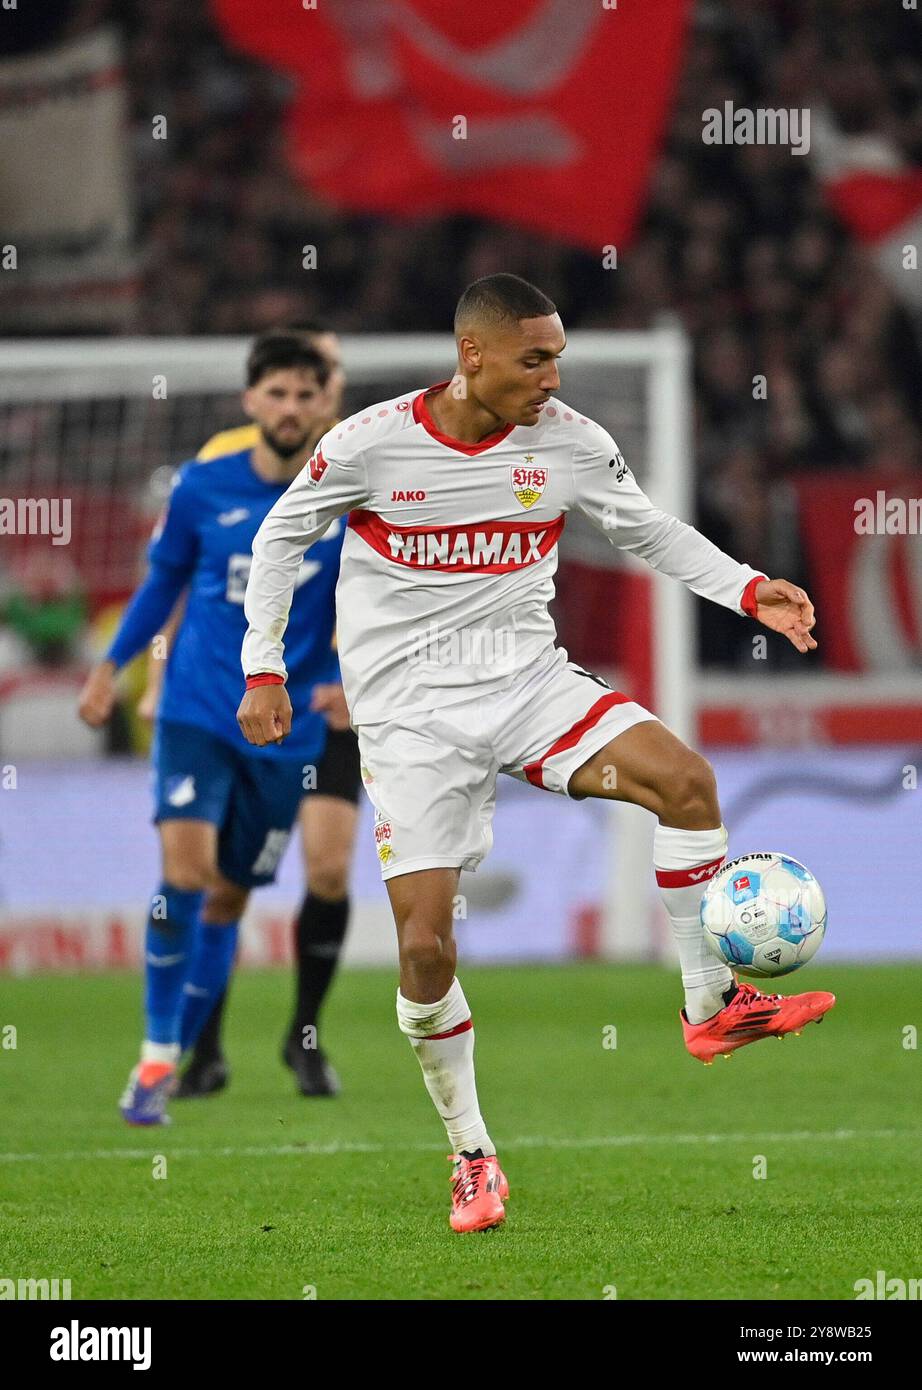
top-left (144, 883), bottom-right (203, 1046)
top-left (180, 921), bottom-right (239, 1053)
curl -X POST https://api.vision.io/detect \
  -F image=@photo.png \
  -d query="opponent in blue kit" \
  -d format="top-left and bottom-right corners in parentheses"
top-left (79, 332), bottom-right (346, 1123)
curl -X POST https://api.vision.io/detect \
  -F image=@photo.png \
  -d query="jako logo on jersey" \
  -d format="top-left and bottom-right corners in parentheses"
top-left (307, 449), bottom-right (329, 487)
top-left (395, 401), bottom-right (411, 412)
top-left (349, 510), bottom-right (564, 572)
top-left (511, 464), bottom-right (547, 509)
top-left (390, 490), bottom-right (426, 502)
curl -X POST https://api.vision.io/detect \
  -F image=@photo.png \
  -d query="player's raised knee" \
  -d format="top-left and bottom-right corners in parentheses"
top-left (662, 751), bottom-right (719, 825)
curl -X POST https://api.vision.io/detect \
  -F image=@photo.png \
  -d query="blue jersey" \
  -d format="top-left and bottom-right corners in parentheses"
top-left (151, 448), bottom-right (342, 761)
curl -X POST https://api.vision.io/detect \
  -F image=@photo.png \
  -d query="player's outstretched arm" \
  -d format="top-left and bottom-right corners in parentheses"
top-left (571, 426), bottom-right (816, 651)
top-left (747, 577), bottom-right (817, 654)
top-left (239, 434), bottom-right (369, 744)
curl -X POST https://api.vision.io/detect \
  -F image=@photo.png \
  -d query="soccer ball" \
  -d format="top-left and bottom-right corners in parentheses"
top-left (700, 852), bottom-right (827, 979)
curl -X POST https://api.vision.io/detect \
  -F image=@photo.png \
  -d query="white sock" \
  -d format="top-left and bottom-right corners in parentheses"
top-left (396, 978), bottom-right (494, 1156)
top-left (654, 823), bottom-right (733, 1025)
top-left (141, 1041), bottom-right (181, 1065)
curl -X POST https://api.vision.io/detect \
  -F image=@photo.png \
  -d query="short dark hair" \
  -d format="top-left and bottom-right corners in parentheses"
top-left (287, 317), bottom-right (336, 338)
top-left (454, 274), bottom-right (556, 334)
top-left (246, 331), bottom-right (331, 388)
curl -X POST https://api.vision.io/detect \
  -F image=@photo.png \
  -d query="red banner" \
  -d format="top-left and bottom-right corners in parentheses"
top-left (212, 0), bottom-right (690, 252)
top-left (792, 473), bottom-right (922, 672)
top-left (811, 109), bottom-right (922, 310)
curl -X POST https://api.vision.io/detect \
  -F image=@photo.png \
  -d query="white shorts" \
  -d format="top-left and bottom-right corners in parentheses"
top-left (355, 649), bottom-right (658, 880)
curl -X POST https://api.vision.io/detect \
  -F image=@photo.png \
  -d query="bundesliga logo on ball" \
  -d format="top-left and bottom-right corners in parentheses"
top-left (700, 853), bottom-right (828, 979)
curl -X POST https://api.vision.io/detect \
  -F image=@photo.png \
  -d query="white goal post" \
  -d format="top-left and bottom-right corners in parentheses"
top-left (0, 327), bottom-right (695, 961)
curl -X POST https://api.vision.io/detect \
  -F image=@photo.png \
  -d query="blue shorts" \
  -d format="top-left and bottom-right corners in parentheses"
top-left (152, 720), bottom-right (310, 888)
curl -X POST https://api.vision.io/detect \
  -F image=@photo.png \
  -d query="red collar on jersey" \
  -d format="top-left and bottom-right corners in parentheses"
top-left (412, 381), bottom-right (515, 456)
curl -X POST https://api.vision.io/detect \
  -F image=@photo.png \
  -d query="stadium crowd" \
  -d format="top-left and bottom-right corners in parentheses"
top-left (4, 0), bottom-right (921, 675)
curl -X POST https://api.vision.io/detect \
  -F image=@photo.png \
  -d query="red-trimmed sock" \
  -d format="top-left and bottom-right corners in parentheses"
top-left (396, 978), bottom-right (494, 1156)
top-left (654, 823), bottom-right (734, 1025)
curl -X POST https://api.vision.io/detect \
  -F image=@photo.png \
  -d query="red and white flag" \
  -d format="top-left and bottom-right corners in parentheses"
top-left (792, 472), bottom-right (922, 672)
top-left (212, 0), bottom-right (690, 253)
top-left (812, 107), bottom-right (922, 308)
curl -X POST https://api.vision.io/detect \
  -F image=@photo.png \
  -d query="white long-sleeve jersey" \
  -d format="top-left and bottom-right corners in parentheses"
top-left (242, 383), bottom-right (765, 725)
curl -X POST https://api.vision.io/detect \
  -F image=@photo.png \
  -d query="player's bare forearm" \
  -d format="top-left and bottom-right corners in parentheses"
top-left (751, 577), bottom-right (818, 654)
top-left (139, 599), bottom-right (185, 720)
top-left (147, 601), bottom-right (184, 675)
top-left (78, 660), bottom-right (118, 727)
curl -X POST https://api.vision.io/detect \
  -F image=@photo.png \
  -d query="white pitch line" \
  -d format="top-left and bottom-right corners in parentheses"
top-left (0, 1128), bottom-right (917, 1165)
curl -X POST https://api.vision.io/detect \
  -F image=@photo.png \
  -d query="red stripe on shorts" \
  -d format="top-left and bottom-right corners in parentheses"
top-left (426, 1018), bottom-right (473, 1041)
top-left (655, 856), bottom-right (725, 888)
top-left (523, 691), bottom-right (631, 789)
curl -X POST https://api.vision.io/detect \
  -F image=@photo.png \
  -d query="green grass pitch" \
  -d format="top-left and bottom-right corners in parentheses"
top-left (1, 963), bottom-right (919, 1300)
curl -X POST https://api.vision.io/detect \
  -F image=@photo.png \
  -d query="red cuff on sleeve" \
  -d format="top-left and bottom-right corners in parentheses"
top-left (740, 575), bottom-right (768, 618)
top-left (245, 672), bottom-right (285, 689)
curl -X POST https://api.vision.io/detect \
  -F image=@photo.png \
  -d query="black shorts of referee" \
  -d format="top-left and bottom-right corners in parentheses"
top-left (304, 726), bottom-right (361, 804)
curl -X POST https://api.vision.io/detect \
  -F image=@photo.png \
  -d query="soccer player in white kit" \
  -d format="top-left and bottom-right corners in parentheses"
top-left (237, 275), bottom-right (835, 1233)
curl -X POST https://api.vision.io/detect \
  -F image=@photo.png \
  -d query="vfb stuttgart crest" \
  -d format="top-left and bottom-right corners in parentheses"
top-left (511, 459), bottom-right (547, 510)
top-left (374, 814), bottom-right (394, 865)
